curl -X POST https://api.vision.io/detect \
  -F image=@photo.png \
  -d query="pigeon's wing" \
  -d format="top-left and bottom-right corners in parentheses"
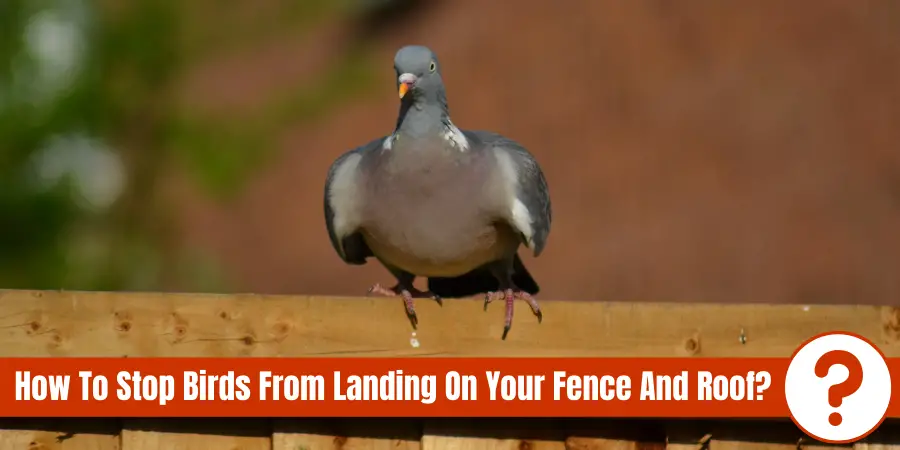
top-left (426, 131), bottom-right (551, 298)
top-left (470, 130), bottom-right (552, 256)
top-left (324, 137), bottom-right (385, 264)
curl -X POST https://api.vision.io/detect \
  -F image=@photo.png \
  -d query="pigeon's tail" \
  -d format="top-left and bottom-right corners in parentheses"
top-left (427, 254), bottom-right (540, 299)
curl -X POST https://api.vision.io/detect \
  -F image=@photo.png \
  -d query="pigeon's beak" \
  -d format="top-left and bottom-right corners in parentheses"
top-left (398, 73), bottom-right (417, 99)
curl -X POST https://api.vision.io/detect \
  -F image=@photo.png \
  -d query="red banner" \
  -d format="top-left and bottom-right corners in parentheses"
top-left (1, 357), bottom-right (803, 417)
top-left (0, 356), bottom-right (893, 418)
top-left (1, 331), bottom-right (892, 444)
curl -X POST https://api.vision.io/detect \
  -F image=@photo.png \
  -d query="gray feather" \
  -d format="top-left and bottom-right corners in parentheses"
top-left (323, 137), bottom-right (384, 264)
top-left (464, 130), bottom-right (552, 256)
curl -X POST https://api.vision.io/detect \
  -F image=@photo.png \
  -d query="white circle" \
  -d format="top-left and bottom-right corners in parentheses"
top-left (785, 333), bottom-right (891, 443)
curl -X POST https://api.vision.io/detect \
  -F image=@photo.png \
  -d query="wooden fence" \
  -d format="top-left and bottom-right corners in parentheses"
top-left (1, 289), bottom-right (899, 449)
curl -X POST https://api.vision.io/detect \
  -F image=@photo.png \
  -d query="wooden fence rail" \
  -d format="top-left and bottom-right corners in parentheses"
top-left (1, 289), bottom-right (899, 449)
top-left (4, 417), bottom-right (900, 449)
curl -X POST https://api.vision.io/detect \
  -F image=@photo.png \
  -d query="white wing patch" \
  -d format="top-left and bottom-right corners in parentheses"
top-left (493, 148), bottom-right (535, 250)
top-left (328, 152), bottom-right (364, 253)
top-left (382, 135), bottom-right (394, 150)
top-left (511, 198), bottom-right (535, 249)
top-left (442, 121), bottom-right (469, 151)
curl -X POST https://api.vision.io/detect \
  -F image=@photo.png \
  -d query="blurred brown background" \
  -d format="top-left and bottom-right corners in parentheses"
top-left (3, 0), bottom-right (899, 305)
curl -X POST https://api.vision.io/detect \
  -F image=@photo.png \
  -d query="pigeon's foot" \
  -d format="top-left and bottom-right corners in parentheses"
top-left (366, 283), bottom-right (443, 329)
top-left (484, 289), bottom-right (543, 340)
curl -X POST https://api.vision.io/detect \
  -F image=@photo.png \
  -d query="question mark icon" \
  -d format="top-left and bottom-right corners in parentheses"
top-left (813, 350), bottom-right (863, 426)
top-left (786, 331), bottom-right (892, 444)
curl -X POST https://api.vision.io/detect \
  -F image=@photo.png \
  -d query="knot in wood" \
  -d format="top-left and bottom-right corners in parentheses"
top-left (172, 325), bottom-right (187, 342)
top-left (884, 307), bottom-right (900, 341)
top-left (683, 336), bottom-right (700, 355)
top-left (114, 312), bottom-right (133, 332)
top-left (168, 312), bottom-right (190, 343)
top-left (272, 322), bottom-right (290, 338)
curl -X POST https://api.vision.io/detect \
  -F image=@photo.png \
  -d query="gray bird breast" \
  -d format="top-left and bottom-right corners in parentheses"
top-left (358, 138), bottom-right (519, 277)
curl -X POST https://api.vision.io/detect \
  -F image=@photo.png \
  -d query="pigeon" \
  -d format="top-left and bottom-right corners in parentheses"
top-left (324, 45), bottom-right (552, 340)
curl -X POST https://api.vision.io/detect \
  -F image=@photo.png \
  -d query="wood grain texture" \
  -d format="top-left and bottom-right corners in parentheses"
top-left (120, 419), bottom-right (270, 450)
top-left (706, 441), bottom-right (795, 449)
top-left (0, 290), bottom-right (898, 357)
top-left (665, 445), bottom-right (701, 450)
top-left (421, 435), bottom-right (566, 450)
top-left (273, 433), bottom-right (420, 450)
top-left (0, 417), bottom-right (895, 448)
top-left (708, 439), bottom-right (852, 449)
top-left (120, 429), bottom-right (269, 449)
top-left (0, 420), bottom-right (119, 450)
top-left (420, 419), bottom-right (572, 450)
top-left (664, 425), bottom-right (709, 450)
top-left (682, 421), bottom-right (855, 450)
top-left (0, 430), bottom-right (118, 450)
top-left (272, 418), bottom-right (421, 450)
top-left (800, 444), bottom-right (852, 450)
top-left (565, 437), bottom-right (653, 449)
top-left (664, 422), bottom-right (852, 450)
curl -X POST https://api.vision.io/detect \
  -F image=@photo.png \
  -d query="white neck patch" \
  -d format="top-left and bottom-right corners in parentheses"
top-left (442, 121), bottom-right (469, 151)
top-left (382, 123), bottom-right (468, 152)
top-left (382, 135), bottom-right (394, 151)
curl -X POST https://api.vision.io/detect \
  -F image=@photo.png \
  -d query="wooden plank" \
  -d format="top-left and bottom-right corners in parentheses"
top-left (709, 438), bottom-right (852, 449)
top-left (801, 442), bottom-right (852, 450)
top-left (0, 290), bottom-right (896, 357)
top-left (120, 419), bottom-right (269, 450)
top-left (0, 430), bottom-right (118, 449)
top-left (857, 419), bottom-right (900, 448)
top-left (565, 437), bottom-right (650, 449)
top-left (0, 419), bottom-right (119, 449)
top-left (420, 419), bottom-right (569, 450)
top-left (420, 435), bottom-right (519, 450)
top-left (665, 424), bottom-right (709, 450)
top-left (421, 435), bottom-right (564, 450)
top-left (273, 433), bottom-right (420, 450)
top-left (706, 440), bottom-right (795, 449)
top-left (801, 444), bottom-right (852, 449)
top-left (665, 444), bottom-right (701, 450)
top-left (272, 419), bottom-right (421, 450)
top-left (120, 430), bottom-right (269, 449)
top-left (664, 421), bottom-right (853, 449)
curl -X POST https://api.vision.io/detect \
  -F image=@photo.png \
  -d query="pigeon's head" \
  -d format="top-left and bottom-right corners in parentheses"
top-left (393, 45), bottom-right (443, 101)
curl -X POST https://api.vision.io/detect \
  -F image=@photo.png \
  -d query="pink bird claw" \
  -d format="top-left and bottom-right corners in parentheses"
top-left (483, 289), bottom-right (543, 340)
top-left (366, 283), bottom-right (442, 330)
top-left (367, 283), bottom-right (398, 297)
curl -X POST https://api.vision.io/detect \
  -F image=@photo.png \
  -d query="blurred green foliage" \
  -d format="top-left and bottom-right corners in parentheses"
top-left (0, 0), bottom-right (99, 289)
top-left (0, 0), bottom-right (188, 291)
top-left (0, 0), bottom-right (381, 292)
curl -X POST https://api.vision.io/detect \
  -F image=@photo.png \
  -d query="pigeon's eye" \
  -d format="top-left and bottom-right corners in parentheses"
top-left (429, 61), bottom-right (436, 73)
